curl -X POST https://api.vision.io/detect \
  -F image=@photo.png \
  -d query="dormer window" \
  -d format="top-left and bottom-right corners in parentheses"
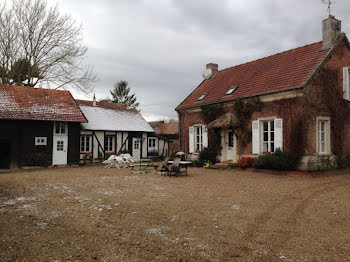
top-left (226, 86), bottom-right (238, 95)
top-left (198, 93), bottom-right (207, 101)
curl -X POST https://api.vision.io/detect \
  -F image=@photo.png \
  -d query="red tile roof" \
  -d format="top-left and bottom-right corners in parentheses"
top-left (176, 42), bottom-right (330, 110)
top-left (153, 122), bottom-right (179, 135)
top-left (0, 85), bottom-right (87, 122)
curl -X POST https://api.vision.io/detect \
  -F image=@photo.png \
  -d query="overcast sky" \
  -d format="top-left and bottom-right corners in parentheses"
top-left (54, 0), bottom-right (350, 121)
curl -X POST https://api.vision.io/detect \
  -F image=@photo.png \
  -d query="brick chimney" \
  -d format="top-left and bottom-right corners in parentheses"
top-left (202, 63), bottom-right (218, 80)
top-left (206, 63), bottom-right (218, 74)
top-left (93, 94), bottom-right (96, 107)
top-left (322, 15), bottom-right (341, 50)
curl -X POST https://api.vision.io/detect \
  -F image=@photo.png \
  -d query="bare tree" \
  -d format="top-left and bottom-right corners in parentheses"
top-left (0, 0), bottom-right (96, 93)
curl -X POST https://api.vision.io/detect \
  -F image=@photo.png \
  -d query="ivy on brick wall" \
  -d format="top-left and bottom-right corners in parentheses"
top-left (233, 97), bottom-right (263, 153)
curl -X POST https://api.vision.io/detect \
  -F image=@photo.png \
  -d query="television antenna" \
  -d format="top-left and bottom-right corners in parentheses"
top-left (322, 0), bottom-right (333, 16)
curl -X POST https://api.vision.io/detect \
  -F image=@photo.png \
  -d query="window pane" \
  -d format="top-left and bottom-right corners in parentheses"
top-left (263, 142), bottom-right (268, 152)
top-left (270, 121), bottom-right (274, 131)
top-left (270, 132), bottom-right (274, 142)
top-left (263, 132), bottom-right (268, 141)
top-left (271, 142), bottom-right (275, 152)
top-left (228, 132), bottom-right (234, 147)
top-left (263, 122), bottom-right (268, 131)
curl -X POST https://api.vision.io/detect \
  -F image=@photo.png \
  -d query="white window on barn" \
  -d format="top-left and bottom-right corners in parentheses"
top-left (148, 137), bottom-right (158, 155)
top-left (104, 136), bottom-right (115, 152)
top-left (80, 136), bottom-right (92, 153)
top-left (55, 122), bottom-right (67, 135)
top-left (343, 67), bottom-right (350, 100)
top-left (35, 137), bottom-right (47, 146)
top-left (252, 118), bottom-right (283, 154)
top-left (316, 117), bottom-right (331, 155)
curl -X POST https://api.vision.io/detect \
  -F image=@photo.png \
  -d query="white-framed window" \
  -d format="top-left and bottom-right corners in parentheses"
top-left (252, 118), bottom-right (283, 155)
top-left (148, 137), bottom-right (158, 154)
top-left (262, 120), bottom-right (275, 153)
top-left (316, 117), bottom-right (331, 155)
top-left (104, 136), bottom-right (115, 152)
top-left (80, 136), bottom-right (92, 153)
top-left (55, 122), bottom-right (67, 135)
top-left (195, 126), bottom-right (203, 151)
top-left (189, 125), bottom-right (208, 153)
top-left (226, 86), bottom-right (238, 95)
top-left (35, 137), bottom-right (47, 146)
top-left (343, 67), bottom-right (350, 100)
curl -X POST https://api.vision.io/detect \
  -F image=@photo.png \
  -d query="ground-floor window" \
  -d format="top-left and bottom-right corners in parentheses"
top-left (104, 136), bottom-right (115, 152)
top-left (262, 120), bottom-right (274, 153)
top-left (148, 137), bottom-right (158, 154)
top-left (195, 126), bottom-right (203, 151)
top-left (80, 136), bottom-right (92, 152)
top-left (317, 117), bottom-right (330, 154)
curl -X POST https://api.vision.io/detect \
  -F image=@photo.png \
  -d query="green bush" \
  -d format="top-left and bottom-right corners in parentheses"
top-left (192, 159), bottom-right (204, 167)
top-left (252, 149), bottom-right (296, 171)
top-left (199, 148), bottom-right (216, 164)
top-left (228, 162), bottom-right (237, 169)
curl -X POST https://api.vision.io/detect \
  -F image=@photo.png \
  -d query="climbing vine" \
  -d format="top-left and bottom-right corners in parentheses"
top-left (233, 97), bottom-right (264, 153)
top-left (200, 104), bottom-right (224, 124)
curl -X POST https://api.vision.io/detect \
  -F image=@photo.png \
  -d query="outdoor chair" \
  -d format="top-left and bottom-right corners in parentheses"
top-left (159, 157), bottom-right (169, 175)
top-left (103, 155), bottom-right (125, 168)
top-left (119, 153), bottom-right (135, 164)
top-left (102, 155), bottom-right (116, 168)
top-left (168, 157), bottom-right (181, 177)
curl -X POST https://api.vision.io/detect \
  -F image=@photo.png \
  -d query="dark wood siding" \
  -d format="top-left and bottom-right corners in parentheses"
top-left (68, 122), bottom-right (81, 164)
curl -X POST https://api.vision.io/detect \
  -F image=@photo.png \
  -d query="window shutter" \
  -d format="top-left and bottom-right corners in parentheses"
top-left (189, 126), bottom-right (194, 153)
top-left (343, 67), bottom-right (349, 100)
top-left (252, 120), bottom-right (260, 154)
top-left (202, 125), bottom-right (208, 148)
top-left (274, 118), bottom-right (283, 150)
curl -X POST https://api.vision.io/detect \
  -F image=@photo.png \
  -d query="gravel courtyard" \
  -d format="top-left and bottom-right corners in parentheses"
top-left (1, 166), bottom-right (350, 261)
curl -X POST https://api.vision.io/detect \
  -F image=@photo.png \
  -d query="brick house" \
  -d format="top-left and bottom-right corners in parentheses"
top-left (176, 16), bottom-right (350, 170)
top-left (0, 85), bottom-right (87, 169)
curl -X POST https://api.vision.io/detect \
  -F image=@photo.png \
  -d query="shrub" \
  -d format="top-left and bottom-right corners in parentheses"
top-left (192, 159), bottom-right (204, 167)
top-left (252, 149), bottom-right (296, 171)
top-left (199, 148), bottom-right (216, 164)
top-left (228, 162), bottom-right (237, 169)
top-left (237, 157), bottom-right (255, 169)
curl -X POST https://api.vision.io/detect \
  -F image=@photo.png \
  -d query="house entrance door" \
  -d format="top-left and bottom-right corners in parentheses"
top-left (132, 137), bottom-right (141, 161)
top-left (0, 141), bottom-right (10, 169)
top-left (52, 122), bottom-right (68, 165)
top-left (226, 131), bottom-right (236, 162)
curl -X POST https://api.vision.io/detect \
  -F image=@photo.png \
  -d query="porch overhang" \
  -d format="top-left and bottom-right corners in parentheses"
top-left (207, 113), bottom-right (238, 129)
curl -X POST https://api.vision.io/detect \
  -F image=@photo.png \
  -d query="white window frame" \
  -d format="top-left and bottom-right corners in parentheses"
top-left (195, 126), bottom-right (203, 152)
top-left (80, 136), bottom-right (92, 153)
top-left (35, 137), bottom-right (47, 146)
top-left (55, 122), bottom-right (67, 135)
top-left (343, 67), bottom-right (350, 101)
top-left (316, 116), bottom-right (331, 155)
top-left (104, 136), bottom-right (115, 153)
top-left (261, 120), bottom-right (275, 153)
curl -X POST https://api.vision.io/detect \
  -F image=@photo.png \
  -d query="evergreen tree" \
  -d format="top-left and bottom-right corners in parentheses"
top-left (110, 80), bottom-right (140, 110)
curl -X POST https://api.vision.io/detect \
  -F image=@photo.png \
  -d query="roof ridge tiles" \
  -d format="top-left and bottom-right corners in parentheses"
top-left (218, 41), bottom-right (325, 74)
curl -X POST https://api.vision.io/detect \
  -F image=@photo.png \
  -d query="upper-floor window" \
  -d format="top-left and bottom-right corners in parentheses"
top-left (226, 86), bottom-right (238, 95)
top-left (197, 93), bottom-right (207, 101)
top-left (55, 122), bottom-right (66, 135)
